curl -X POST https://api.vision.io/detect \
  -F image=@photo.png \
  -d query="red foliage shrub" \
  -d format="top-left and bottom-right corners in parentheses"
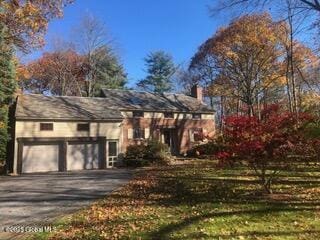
top-left (217, 104), bottom-right (315, 193)
top-left (221, 105), bottom-right (313, 161)
top-left (188, 137), bottom-right (227, 157)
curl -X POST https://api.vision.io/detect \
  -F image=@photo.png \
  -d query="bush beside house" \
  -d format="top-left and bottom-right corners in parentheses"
top-left (124, 140), bottom-right (171, 167)
top-left (187, 136), bottom-right (226, 158)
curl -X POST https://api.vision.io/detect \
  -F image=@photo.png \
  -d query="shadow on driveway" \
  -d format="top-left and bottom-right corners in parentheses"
top-left (0, 169), bottom-right (132, 239)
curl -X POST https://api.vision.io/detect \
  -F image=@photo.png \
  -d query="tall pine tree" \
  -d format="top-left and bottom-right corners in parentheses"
top-left (89, 46), bottom-right (127, 96)
top-left (137, 51), bottom-right (176, 93)
top-left (0, 24), bottom-right (16, 163)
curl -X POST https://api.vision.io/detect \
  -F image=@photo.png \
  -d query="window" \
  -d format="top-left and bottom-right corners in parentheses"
top-left (108, 141), bottom-right (118, 168)
top-left (108, 141), bottom-right (118, 157)
top-left (133, 111), bottom-right (144, 118)
top-left (193, 128), bottom-right (204, 142)
top-left (77, 123), bottom-right (90, 131)
top-left (164, 112), bottom-right (174, 118)
top-left (133, 128), bottom-right (145, 139)
top-left (192, 113), bottom-right (202, 119)
top-left (40, 123), bottom-right (53, 131)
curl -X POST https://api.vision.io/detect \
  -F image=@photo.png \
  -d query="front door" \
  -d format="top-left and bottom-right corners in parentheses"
top-left (162, 129), bottom-right (177, 154)
top-left (107, 141), bottom-right (118, 168)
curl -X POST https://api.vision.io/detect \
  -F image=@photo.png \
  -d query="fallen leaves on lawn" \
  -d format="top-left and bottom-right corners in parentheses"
top-left (49, 168), bottom-right (171, 240)
top-left (47, 162), bottom-right (320, 240)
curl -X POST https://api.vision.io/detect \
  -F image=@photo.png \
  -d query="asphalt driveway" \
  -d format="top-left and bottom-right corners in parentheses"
top-left (0, 169), bottom-right (132, 239)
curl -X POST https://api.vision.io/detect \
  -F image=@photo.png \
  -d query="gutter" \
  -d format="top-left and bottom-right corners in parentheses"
top-left (15, 117), bottom-right (124, 122)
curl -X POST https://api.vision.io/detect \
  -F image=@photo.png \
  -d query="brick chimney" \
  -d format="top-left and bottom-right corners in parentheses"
top-left (191, 85), bottom-right (203, 102)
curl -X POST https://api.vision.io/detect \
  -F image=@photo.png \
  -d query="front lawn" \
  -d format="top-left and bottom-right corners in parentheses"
top-left (38, 160), bottom-right (320, 240)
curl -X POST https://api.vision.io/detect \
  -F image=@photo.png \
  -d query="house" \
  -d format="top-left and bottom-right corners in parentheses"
top-left (11, 86), bottom-right (215, 174)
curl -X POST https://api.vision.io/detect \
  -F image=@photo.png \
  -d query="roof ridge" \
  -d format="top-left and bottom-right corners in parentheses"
top-left (22, 93), bottom-right (109, 100)
top-left (101, 88), bottom-right (214, 112)
top-left (102, 88), bottom-right (186, 96)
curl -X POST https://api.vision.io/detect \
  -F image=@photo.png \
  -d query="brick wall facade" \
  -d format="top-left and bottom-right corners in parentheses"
top-left (121, 116), bottom-right (215, 154)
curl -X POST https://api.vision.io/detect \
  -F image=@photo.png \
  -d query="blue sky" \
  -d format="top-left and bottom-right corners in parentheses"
top-left (24, 0), bottom-right (224, 87)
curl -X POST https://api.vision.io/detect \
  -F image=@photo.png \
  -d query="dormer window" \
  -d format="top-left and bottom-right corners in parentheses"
top-left (133, 111), bottom-right (144, 118)
top-left (164, 112), bottom-right (174, 118)
top-left (192, 113), bottom-right (202, 119)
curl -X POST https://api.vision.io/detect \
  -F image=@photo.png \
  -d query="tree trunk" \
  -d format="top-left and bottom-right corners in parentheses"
top-left (220, 95), bottom-right (225, 133)
top-left (254, 161), bottom-right (273, 194)
top-left (285, 57), bottom-right (293, 112)
top-left (263, 181), bottom-right (272, 194)
top-left (248, 103), bottom-right (254, 117)
top-left (287, 0), bottom-right (299, 115)
top-left (257, 93), bottom-right (261, 120)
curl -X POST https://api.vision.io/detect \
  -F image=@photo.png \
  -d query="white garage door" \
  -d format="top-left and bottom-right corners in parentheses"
top-left (67, 143), bottom-right (100, 171)
top-left (22, 144), bottom-right (59, 173)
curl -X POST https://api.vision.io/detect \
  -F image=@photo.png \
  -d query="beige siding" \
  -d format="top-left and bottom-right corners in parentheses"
top-left (145, 128), bottom-right (150, 139)
top-left (174, 113), bottom-right (186, 119)
top-left (175, 113), bottom-right (214, 120)
top-left (122, 111), bottom-right (164, 118)
top-left (15, 121), bottom-right (122, 138)
top-left (121, 111), bottom-right (133, 118)
top-left (122, 111), bottom-right (214, 120)
top-left (144, 112), bottom-right (163, 118)
top-left (202, 114), bottom-right (214, 120)
top-left (13, 120), bottom-right (122, 174)
top-left (185, 114), bottom-right (193, 119)
top-left (127, 128), bottom-right (133, 139)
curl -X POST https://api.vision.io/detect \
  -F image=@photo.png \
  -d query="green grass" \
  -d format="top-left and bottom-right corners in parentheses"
top-left (37, 160), bottom-right (320, 240)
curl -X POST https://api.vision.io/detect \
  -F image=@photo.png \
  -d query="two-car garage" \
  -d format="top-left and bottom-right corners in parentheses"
top-left (13, 94), bottom-right (124, 174)
top-left (18, 138), bottom-right (106, 174)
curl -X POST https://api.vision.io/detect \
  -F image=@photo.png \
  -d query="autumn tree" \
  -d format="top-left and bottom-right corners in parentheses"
top-left (212, 0), bottom-right (320, 114)
top-left (288, 42), bottom-right (319, 111)
top-left (190, 14), bottom-right (284, 117)
top-left (23, 47), bottom-right (126, 97)
top-left (0, 0), bottom-right (73, 51)
top-left (24, 50), bottom-right (84, 96)
top-left (0, 24), bottom-right (16, 163)
top-left (137, 51), bottom-right (177, 93)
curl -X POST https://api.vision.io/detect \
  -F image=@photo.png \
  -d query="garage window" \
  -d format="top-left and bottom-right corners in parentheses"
top-left (77, 123), bottom-right (90, 131)
top-left (40, 123), bottom-right (53, 131)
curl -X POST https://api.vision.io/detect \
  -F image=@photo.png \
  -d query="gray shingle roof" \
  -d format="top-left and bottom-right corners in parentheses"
top-left (101, 89), bottom-right (214, 113)
top-left (15, 94), bottom-right (123, 121)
